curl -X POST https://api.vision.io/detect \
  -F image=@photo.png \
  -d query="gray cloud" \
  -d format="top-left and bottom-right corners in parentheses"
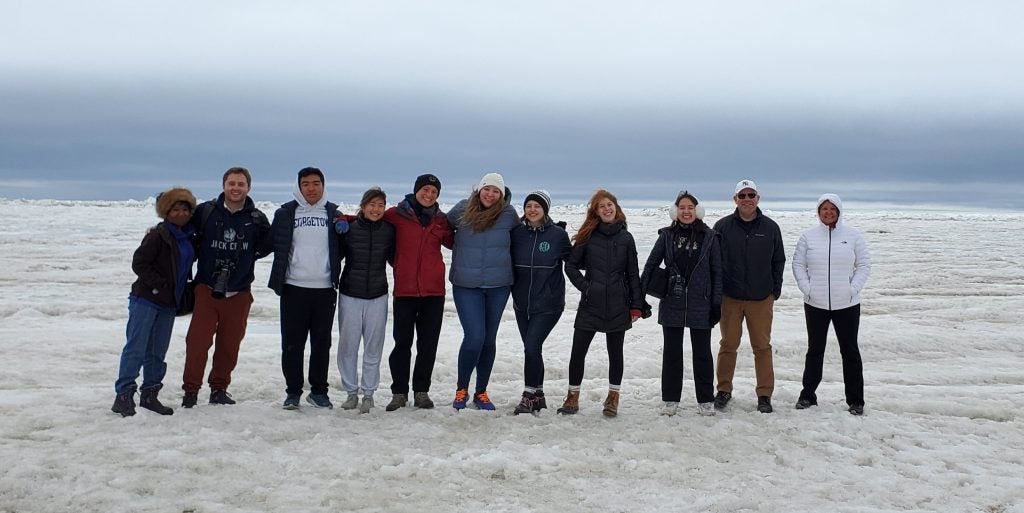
top-left (1, 2), bottom-right (1022, 208)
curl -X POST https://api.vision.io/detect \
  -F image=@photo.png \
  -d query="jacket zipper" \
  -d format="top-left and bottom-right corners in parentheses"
top-left (827, 228), bottom-right (832, 310)
top-left (681, 231), bottom-right (710, 327)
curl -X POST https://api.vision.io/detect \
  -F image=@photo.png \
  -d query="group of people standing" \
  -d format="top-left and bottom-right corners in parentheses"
top-left (112, 169), bottom-right (872, 419)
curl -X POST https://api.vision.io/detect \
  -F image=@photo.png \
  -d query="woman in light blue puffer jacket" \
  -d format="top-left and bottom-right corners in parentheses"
top-left (447, 172), bottom-right (520, 410)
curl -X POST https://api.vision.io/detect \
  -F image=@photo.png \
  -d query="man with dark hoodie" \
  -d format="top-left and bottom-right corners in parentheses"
top-left (181, 167), bottom-right (271, 408)
top-left (268, 167), bottom-right (342, 410)
top-left (381, 174), bottom-right (454, 411)
top-left (712, 179), bottom-right (786, 413)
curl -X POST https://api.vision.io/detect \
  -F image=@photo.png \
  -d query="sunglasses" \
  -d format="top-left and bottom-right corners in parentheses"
top-left (736, 193), bottom-right (758, 199)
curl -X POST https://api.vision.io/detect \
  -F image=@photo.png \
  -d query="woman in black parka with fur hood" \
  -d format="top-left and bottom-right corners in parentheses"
top-left (641, 191), bottom-right (722, 417)
top-left (558, 189), bottom-right (646, 418)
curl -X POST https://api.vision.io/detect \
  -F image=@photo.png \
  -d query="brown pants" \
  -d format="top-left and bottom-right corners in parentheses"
top-left (716, 295), bottom-right (775, 397)
top-left (182, 283), bottom-right (253, 393)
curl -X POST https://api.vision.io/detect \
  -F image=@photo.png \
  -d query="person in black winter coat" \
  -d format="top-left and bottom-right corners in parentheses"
top-left (640, 191), bottom-right (723, 417)
top-left (336, 187), bottom-right (396, 413)
top-left (558, 189), bottom-right (646, 418)
top-left (510, 190), bottom-right (571, 415)
top-left (711, 179), bottom-right (786, 414)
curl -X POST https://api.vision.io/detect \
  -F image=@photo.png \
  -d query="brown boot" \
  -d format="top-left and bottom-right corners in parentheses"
top-left (556, 389), bottom-right (580, 415)
top-left (602, 390), bottom-right (620, 417)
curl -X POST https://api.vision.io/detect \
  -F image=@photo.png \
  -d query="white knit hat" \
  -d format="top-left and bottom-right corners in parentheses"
top-left (477, 172), bottom-right (505, 197)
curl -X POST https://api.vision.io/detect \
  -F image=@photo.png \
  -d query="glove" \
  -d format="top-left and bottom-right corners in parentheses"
top-left (710, 304), bottom-right (722, 327)
top-left (630, 308), bottom-right (643, 322)
top-left (334, 217), bottom-right (350, 234)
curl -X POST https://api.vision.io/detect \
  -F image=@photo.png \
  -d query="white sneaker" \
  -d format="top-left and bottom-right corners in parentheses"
top-left (359, 396), bottom-right (375, 414)
top-left (697, 402), bottom-right (717, 416)
top-left (660, 402), bottom-right (679, 416)
top-left (340, 394), bottom-right (359, 410)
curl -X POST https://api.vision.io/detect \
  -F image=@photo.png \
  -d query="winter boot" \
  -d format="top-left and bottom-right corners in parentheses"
top-left (386, 393), bottom-right (408, 411)
top-left (182, 391), bottom-right (198, 408)
top-left (757, 396), bottom-right (774, 414)
top-left (533, 390), bottom-right (547, 411)
top-left (111, 388), bottom-right (137, 417)
top-left (513, 392), bottom-right (537, 415)
top-left (602, 390), bottom-right (620, 418)
top-left (556, 389), bottom-right (579, 415)
top-left (413, 392), bottom-right (435, 409)
top-left (139, 387), bottom-right (174, 415)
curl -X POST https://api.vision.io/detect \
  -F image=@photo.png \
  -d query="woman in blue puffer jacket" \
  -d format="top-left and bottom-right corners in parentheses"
top-left (509, 190), bottom-right (571, 415)
top-left (447, 172), bottom-right (520, 410)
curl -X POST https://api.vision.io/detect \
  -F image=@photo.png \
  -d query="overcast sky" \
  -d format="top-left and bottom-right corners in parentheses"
top-left (1, 1), bottom-right (1022, 208)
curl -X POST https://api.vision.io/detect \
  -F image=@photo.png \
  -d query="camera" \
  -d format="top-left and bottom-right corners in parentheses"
top-left (670, 274), bottom-right (685, 298)
top-left (211, 260), bottom-right (235, 299)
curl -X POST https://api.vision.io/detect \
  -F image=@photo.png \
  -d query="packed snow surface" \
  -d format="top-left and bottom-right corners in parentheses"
top-left (1, 199), bottom-right (1022, 512)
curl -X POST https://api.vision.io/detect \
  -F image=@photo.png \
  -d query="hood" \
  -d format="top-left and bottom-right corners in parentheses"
top-left (816, 193), bottom-right (843, 224)
top-left (293, 183), bottom-right (328, 211)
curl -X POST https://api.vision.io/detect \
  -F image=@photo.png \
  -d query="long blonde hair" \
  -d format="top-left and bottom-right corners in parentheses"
top-left (572, 189), bottom-right (626, 245)
top-left (460, 193), bottom-right (505, 232)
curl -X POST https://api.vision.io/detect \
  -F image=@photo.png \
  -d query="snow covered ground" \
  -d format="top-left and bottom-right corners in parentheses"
top-left (1, 198), bottom-right (1022, 513)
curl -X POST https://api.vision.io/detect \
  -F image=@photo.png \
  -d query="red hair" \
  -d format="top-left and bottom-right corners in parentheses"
top-left (572, 189), bottom-right (626, 245)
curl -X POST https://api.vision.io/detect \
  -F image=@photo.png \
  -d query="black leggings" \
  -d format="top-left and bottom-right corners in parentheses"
top-left (568, 329), bottom-right (625, 387)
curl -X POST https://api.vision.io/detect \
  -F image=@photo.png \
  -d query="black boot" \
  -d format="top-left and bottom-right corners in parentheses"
top-left (111, 388), bottom-right (137, 417)
top-left (513, 392), bottom-right (537, 415)
top-left (140, 386), bottom-right (174, 415)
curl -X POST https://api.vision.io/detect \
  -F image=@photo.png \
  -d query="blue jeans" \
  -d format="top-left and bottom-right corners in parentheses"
top-left (116, 297), bottom-right (176, 394)
top-left (453, 285), bottom-right (510, 391)
top-left (514, 311), bottom-right (562, 389)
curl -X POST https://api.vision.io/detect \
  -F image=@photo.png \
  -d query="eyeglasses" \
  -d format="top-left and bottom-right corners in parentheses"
top-left (736, 193), bottom-right (758, 199)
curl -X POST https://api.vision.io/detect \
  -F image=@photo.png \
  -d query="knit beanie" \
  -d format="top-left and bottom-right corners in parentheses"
top-left (524, 190), bottom-right (552, 215)
top-left (414, 173), bottom-right (441, 194)
top-left (477, 172), bottom-right (505, 197)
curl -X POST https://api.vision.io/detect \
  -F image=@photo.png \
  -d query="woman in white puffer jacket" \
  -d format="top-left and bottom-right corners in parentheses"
top-left (791, 193), bottom-right (871, 415)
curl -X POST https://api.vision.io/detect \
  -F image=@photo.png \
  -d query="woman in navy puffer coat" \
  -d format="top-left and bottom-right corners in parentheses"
top-left (509, 190), bottom-right (570, 415)
top-left (641, 191), bottom-right (722, 417)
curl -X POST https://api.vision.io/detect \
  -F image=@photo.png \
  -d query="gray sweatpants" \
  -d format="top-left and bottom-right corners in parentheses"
top-left (337, 294), bottom-right (389, 396)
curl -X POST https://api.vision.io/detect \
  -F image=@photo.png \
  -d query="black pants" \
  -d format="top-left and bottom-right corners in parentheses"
top-left (515, 311), bottom-right (562, 390)
top-left (800, 303), bottom-right (864, 406)
top-left (661, 326), bottom-right (714, 403)
top-left (568, 329), bottom-right (625, 387)
top-left (280, 285), bottom-right (337, 395)
top-left (389, 296), bottom-right (445, 394)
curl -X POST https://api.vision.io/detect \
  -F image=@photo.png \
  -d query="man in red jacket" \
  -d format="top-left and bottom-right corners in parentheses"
top-left (382, 174), bottom-right (454, 411)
